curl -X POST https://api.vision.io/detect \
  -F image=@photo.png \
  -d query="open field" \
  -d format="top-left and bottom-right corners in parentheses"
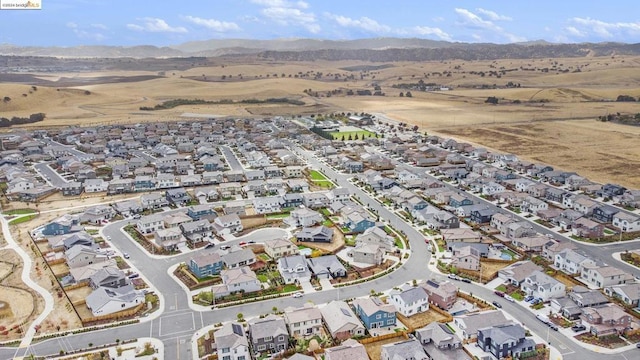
top-left (1, 55), bottom-right (640, 187)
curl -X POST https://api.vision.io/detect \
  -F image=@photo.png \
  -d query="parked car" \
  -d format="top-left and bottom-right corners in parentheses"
top-left (448, 274), bottom-right (459, 280)
top-left (636, 342), bottom-right (640, 348)
top-left (525, 295), bottom-right (534, 302)
top-left (205, 243), bottom-right (215, 249)
top-left (536, 314), bottom-right (550, 324)
top-left (494, 291), bottom-right (505, 297)
top-left (492, 301), bottom-right (502, 309)
top-left (128, 273), bottom-right (139, 279)
top-left (571, 324), bottom-right (586, 332)
top-left (122, 252), bottom-right (130, 259)
top-left (549, 323), bottom-right (558, 331)
top-left (238, 241), bottom-right (247, 246)
top-left (220, 245), bottom-right (230, 250)
top-left (292, 292), bottom-right (303, 298)
top-left (460, 278), bottom-right (471, 283)
top-left (505, 295), bottom-right (515, 303)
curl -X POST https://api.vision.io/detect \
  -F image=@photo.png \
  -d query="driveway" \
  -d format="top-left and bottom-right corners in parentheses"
top-left (300, 279), bottom-right (316, 293)
top-left (319, 278), bottom-right (334, 290)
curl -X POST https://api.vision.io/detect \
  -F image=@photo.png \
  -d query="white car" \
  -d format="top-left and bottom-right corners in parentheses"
top-left (505, 295), bottom-right (515, 302)
top-left (292, 292), bottom-right (303, 298)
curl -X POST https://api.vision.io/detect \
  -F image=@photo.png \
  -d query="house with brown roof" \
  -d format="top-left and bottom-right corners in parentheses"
top-left (580, 304), bottom-right (632, 337)
top-left (421, 280), bottom-right (457, 310)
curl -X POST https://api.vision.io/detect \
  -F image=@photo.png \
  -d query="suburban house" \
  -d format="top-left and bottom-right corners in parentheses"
top-left (568, 286), bottom-right (609, 308)
top-left (284, 304), bottom-right (323, 338)
top-left (284, 208), bottom-right (323, 228)
top-left (65, 245), bottom-right (109, 269)
top-left (612, 212), bottom-right (640, 232)
top-left (511, 235), bottom-right (550, 253)
top-left (605, 283), bottom-right (640, 307)
top-left (188, 252), bottom-right (223, 278)
top-left (477, 323), bottom-right (536, 359)
top-left (453, 310), bottom-right (511, 340)
top-left (380, 339), bottom-right (428, 360)
top-left (355, 226), bottom-right (395, 251)
top-left (154, 227), bottom-right (186, 251)
top-left (248, 315), bottom-right (289, 355)
top-left (320, 300), bottom-right (365, 341)
top-left (421, 280), bottom-right (457, 310)
top-left (580, 304), bottom-right (632, 337)
top-left (136, 214), bottom-right (165, 234)
top-left (89, 267), bottom-right (129, 289)
top-left (554, 249), bottom-right (596, 275)
top-left (213, 214), bottom-right (243, 235)
top-left (214, 322), bottom-right (250, 360)
top-left (80, 205), bottom-right (115, 225)
top-left (278, 255), bottom-right (311, 284)
top-left (85, 285), bottom-right (145, 317)
top-left (222, 248), bottom-right (256, 269)
top-left (186, 204), bottom-right (217, 221)
top-left (306, 255), bottom-right (346, 279)
top-left (180, 219), bottom-right (214, 244)
top-left (521, 270), bottom-right (566, 301)
top-left (415, 322), bottom-right (462, 350)
top-left (323, 339), bottom-right (368, 360)
top-left (140, 193), bottom-right (168, 210)
top-left (212, 267), bottom-right (261, 298)
top-left (350, 244), bottom-right (385, 265)
top-left (263, 238), bottom-right (298, 259)
top-left (295, 226), bottom-right (333, 243)
top-left (41, 214), bottom-right (82, 236)
top-left (580, 264), bottom-right (634, 289)
top-left (498, 261), bottom-right (543, 286)
top-left (389, 286), bottom-right (430, 317)
top-left (450, 245), bottom-right (481, 271)
top-left (352, 296), bottom-right (396, 330)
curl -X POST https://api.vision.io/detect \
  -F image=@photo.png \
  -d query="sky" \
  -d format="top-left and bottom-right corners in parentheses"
top-left (0, 0), bottom-right (639, 47)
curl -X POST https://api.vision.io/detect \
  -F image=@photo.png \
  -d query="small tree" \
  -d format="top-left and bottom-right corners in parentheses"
top-left (237, 313), bottom-right (244, 322)
top-left (405, 91), bottom-right (412, 97)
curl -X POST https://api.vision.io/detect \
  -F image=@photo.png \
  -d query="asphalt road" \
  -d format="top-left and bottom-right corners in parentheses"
top-left (43, 139), bottom-right (94, 162)
top-left (33, 162), bottom-right (68, 188)
top-left (4, 136), bottom-right (638, 360)
top-left (220, 145), bottom-right (244, 171)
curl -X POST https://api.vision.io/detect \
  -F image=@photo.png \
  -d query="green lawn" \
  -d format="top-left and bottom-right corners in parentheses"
top-left (257, 274), bottom-right (269, 283)
top-left (309, 170), bottom-right (329, 181)
top-left (8, 215), bottom-right (36, 225)
top-left (3, 208), bottom-right (37, 215)
top-left (283, 284), bottom-right (299, 292)
top-left (495, 284), bottom-right (507, 292)
top-left (328, 130), bottom-right (376, 140)
top-left (322, 219), bottom-right (334, 227)
top-left (394, 238), bottom-right (404, 249)
top-left (267, 213), bottom-right (290, 219)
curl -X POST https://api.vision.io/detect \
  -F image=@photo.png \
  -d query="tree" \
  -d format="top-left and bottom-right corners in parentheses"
top-left (354, 133), bottom-right (359, 140)
top-left (405, 91), bottom-right (412, 97)
top-left (237, 313), bottom-right (244, 322)
top-left (348, 134), bottom-right (352, 140)
top-left (399, 92), bottom-right (404, 97)
top-left (341, 135), bottom-right (345, 141)
top-left (485, 96), bottom-right (499, 104)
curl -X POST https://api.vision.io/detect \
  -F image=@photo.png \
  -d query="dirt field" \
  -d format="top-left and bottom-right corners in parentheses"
top-left (397, 309), bottom-right (450, 330)
top-left (0, 249), bottom-right (41, 341)
top-left (363, 334), bottom-right (410, 360)
top-left (480, 262), bottom-right (511, 281)
top-left (296, 227), bottom-right (345, 254)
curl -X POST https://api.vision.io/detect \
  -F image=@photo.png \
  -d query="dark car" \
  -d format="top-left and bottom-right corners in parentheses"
top-left (460, 278), bottom-right (471, 283)
top-left (525, 295), bottom-right (534, 302)
top-left (572, 324), bottom-right (586, 332)
top-left (549, 323), bottom-right (558, 331)
top-left (205, 243), bottom-right (215, 249)
top-left (492, 301), bottom-right (502, 308)
top-left (494, 291), bottom-right (505, 297)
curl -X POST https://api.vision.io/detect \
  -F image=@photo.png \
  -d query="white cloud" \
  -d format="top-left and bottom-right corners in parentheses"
top-left (259, 5), bottom-right (320, 33)
top-left (570, 17), bottom-right (640, 39)
top-left (326, 13), bottom-right (391, 33)
top-left (183, 15), bottom-right (240, 32)
top-left (66, 22), bottom-right (78, 29)
top-left (565, 26), bottom-right (585, 37)
top-left (126, 18), bottom-right (187, 33)
top-left (476, 8), bottom-right (512, 21)
top-left (412, 26), bottom-right (452, 41)
top-left (455, 8), bottom-right (524, 43)
top-left (251, 0), bottom-right (307, 8)
top-left (432, 16), bottom-right (445, 23)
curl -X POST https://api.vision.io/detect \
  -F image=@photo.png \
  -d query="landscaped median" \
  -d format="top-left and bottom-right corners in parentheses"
top-left (3, 208), bottom-right (38, 225)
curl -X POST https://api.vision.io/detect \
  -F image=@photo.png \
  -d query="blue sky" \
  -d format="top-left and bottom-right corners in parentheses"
top-left (1, 0), bottom-right (639, 47)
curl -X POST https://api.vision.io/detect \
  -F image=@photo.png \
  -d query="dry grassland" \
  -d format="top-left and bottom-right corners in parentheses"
top-left (1, 55), bottom-right (639, 189)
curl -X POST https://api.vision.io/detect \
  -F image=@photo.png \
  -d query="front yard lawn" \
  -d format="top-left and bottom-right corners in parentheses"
top-left (309, 170), bottom-right (329, 181)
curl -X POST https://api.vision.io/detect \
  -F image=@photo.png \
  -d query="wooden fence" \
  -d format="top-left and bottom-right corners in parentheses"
top-left (358, 331), bottom-right (408, 344)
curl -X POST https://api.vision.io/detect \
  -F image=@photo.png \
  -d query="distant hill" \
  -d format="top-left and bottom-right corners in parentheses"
top-left (0, 38), bottom-right (639, 60)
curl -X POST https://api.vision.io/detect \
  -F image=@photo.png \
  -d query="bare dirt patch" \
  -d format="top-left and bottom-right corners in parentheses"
top-left (363, 334), bottom-right (409, 360)
top-left (397, 309), bottom-right (450, 330)
top-left (295, 227), bottom-right (345, 254)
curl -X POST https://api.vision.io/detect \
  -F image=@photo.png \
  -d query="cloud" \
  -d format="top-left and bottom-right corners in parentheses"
top-left (67, 22), bottom-right (106, 42)
top-left (126, 18), bottom-right (187, 33)
top-left (325, 13), bottom-right (391, 33)
top-left (476, 8), bottom-right (512, 21)
top-left (412, 26), bottom-right (452, 41)
top-left (565, 26), bottom-right (585, 37)
top-left (182, 15), bottom-right (240, 32)
top-left (253, 0), bottom-right (320, 34)
top-left (569, 17), bottom-right (640, 39)
top-left (454, 8), bottom-right (524, 42)
top-left (66, 22), bottom-right (78, 29)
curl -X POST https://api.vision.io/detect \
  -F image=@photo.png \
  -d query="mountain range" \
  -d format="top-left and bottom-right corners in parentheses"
top-left (0, 38), bottom-right (639, 61)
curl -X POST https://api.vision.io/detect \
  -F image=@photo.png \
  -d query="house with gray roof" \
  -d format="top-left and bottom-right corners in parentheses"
top-left (324, 339), bottom-right (368, 360)
top-left (214, 322), bottom-right (250, 360)
top-left (477, 323), bottom-right (536, 359)
top-left (89, 267), bottom-right (129, 289)
top-left (380, 339), bottom-right (428, 360)
top-left (295, 226), bottom-right (333, 243)
top-left (521, 270), bottom-right (566, 301)
top-left (498, 261), bottom-right (543, 286)
top-left (568, 285), bottom-right (609, 308)
top-left (85, 284), bottom-right (145, 316)
top-left (278, 254), bottom-right (311, 284)
top-left (554, 248), bottom-right (596, 275)
top-left (212, 266), bottom-right (261, 298)
top-left (222, 248), bottom-right (256, 269)
top-left (415, 322), bottom-right (462, 350)
top-left (284, 303), bottom-right (323, 338)
top-left (389, 286), bottom-right (429, 317)
top-left (605, 283), bottom-right (640, 307)
top-left (284, 207), bottom-right (323, 228)
top-left (306, 255), bottom-right (346, 279)
top-left (248, 314), bottom-right (289, 355)
top-left (320, 300), bottom-right (365, 341)
top-left (453, 310), bottom-right (511, 340)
